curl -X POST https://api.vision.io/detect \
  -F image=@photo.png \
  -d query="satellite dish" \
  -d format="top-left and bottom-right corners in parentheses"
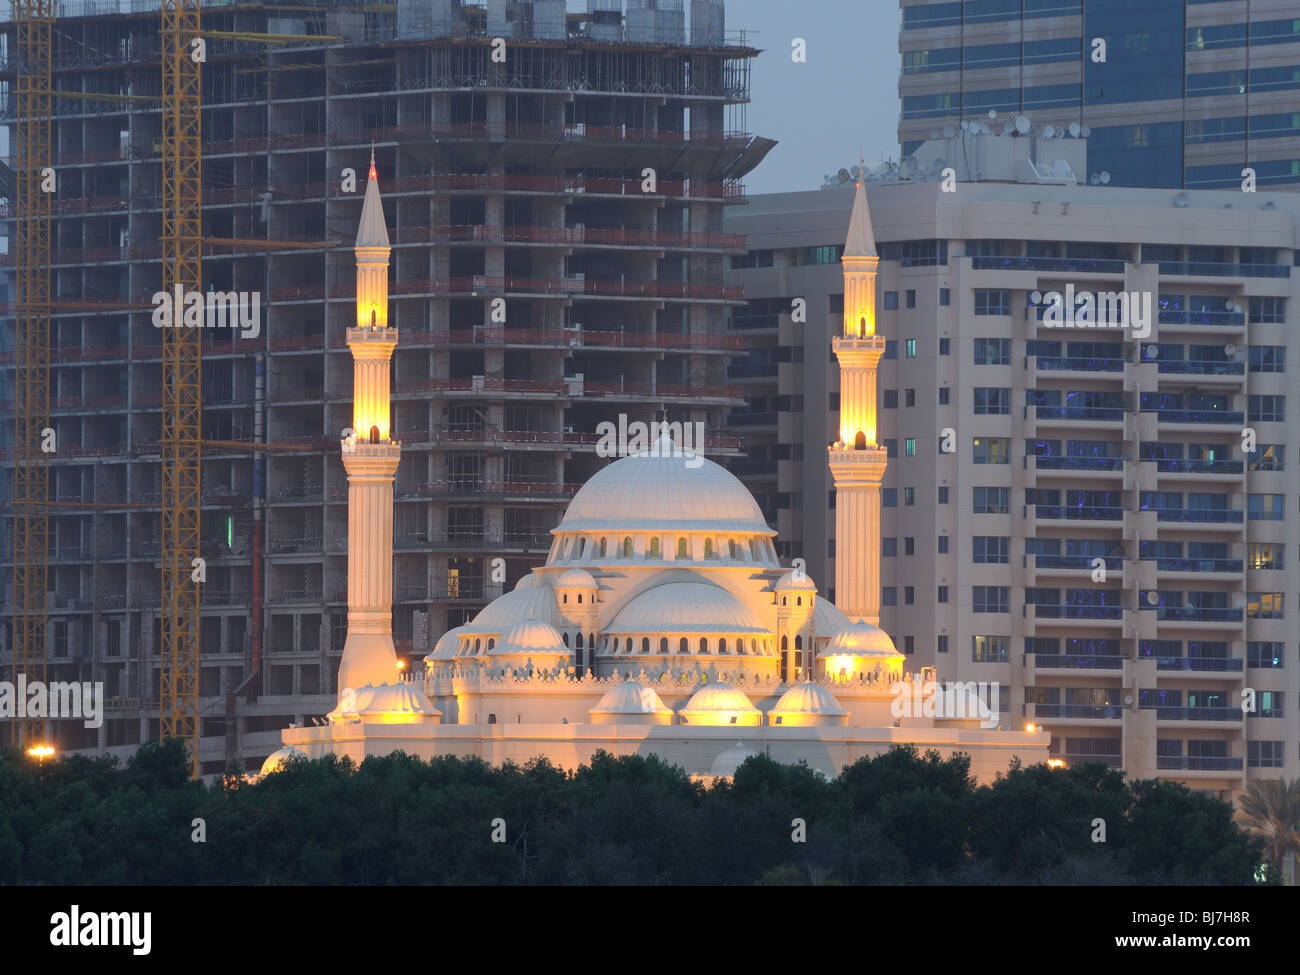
top-left (1042, 125), bottom-right (1055, 138)
top-left (1146, 591), bottom-right (1159, 607)
top-left (837, 168), bottom-right (851, 183)
top-left (1080, 124), bottom-right (1091, 137)
top-left (1015, 115), bottom-right (1030, 135)
top-left (1099, 171), bottom-right (1110, 184)
top-left (960, 121), bottom-right (969, 131)
top-left (943, 124), bottom-right (955, 138)
top-left (1174, 191), bottom-right (1190, 207)
top-left (1225, 299), bottom-right (1236, 311)
top-left (1089, 173), bottom-right (1100, 185)
top-left (1068, 122), bottom-right (1081, 137)
top-left (823, 174), bottom-right (832, 184)
top-left (1224, 344), bottom-right (1237, 357)
top-left (988, 109), bottom-right (997, 119)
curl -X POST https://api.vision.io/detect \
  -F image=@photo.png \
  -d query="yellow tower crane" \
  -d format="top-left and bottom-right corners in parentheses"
top-left (11, 0), bottom-right (53, 752)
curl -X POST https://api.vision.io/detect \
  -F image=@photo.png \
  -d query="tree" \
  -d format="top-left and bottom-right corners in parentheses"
top-left (1237, 778), bottom-right (1300, 876)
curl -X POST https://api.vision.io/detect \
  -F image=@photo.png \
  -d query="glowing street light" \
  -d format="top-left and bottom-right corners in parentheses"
top-left (26, 744), bottom-right (55, 766)
top-left (1046, 758), bottom-right (1066, 769)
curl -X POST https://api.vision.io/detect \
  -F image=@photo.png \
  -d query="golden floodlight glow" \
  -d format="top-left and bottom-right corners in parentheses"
top-left (27, 745), bottom-right (55, 760)
top-left (1047, 758), bottom-right (1066, 769)
top-left (1025, 723), bottom-right (1036, 733)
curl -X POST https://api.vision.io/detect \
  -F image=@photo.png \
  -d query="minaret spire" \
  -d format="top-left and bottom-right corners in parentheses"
top-left (829, 176), bottom-right (889, 627)
top-left (338, 156), bottom-right (401, 694)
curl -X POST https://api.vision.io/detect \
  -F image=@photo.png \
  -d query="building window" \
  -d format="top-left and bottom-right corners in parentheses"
top-left (906, 289), bottom-right (917, 308)
top-left (622, 537), bottom-right (633, 558)
top-left (1249, 444), bottom-right (1285, 471)
top-left (1249, 346), bottom-right (1286, 373)
top-left (882, 587), bottom-right (897, 606)
top-left (974, 289), bottom-right (1011, 315)
top-left (972, 437), bottom-right (1011, 464)
top-left (883, 488), bottom-right (898, 507)
top-left (680, 637), bottom-right (689, 653)
top-left (904, 587), bottom-right (915, 605)
top-left (938, 586), bottom-right (949, 603)
top-left (1248, 494), bottom-right (1285, 520)
top-left (904, 487), bottom-right (916, 505)
top-left (939, 289), bottom-right (950, 307)
top-left (882, 537), bottom-right (897, 557)
top-left (1247, 592), bottom-right (1284, 619)
top-left (973, 536), bottom-right (1010, 564)
top-left (973, 486), bottom-right (1010, 513)
top-left (904, 635), bottom-right (915, 654)
top-left (677, 537), bottom-right (689, 558)
top-left (973, 635), bottom-right (1009, 662)
top-left (1249, 296), bottom-right (1286, 323)
top-left (884, 439), bottom-right (898, 457)
top-left (884, 291), bottom-right (899, 310)
top-left (938, 536), bottom-right (949, 554)
top-left (973, 587), bottom-right (1010, 613)
top-left (1248, 741), bottom-right (1284, 768)
top-left (905, 438), bottom-right (916, 456)
top-left (649, 537), bottom-right (661, 558)
top-left (699, 638), bottom-right (709, 653)
top-left (974, 388), bottom-right (1011, 415)
top-left (974, 338), bottom-right (1011, 365)
top-left (904, 537), bottom-right (915, 556)
top-left (905, 388), bottom-right (916, 407)
top-left (884, 340), bottom-right (898, 359)
top-left (937, 635), bottom-right (949, 653)
top-left (939, 387), bottom-right (950, 405)
top-left (883, 389), bottom-right (898, 408)
top-left (1247, 642), bottom-right (1284, 668)
top-left (905, 339), bottom-right (917, 357)
top-left (1256, 691), bottom-right (1285, 718)
top-left (704, 538), bottom-right (715, 559)
top-left (938, 486), bottom-right (949, 504)
top-left (641, 637), bottom-right (650, 654)
top-left (1248, 395), bottom-right (1285, 422)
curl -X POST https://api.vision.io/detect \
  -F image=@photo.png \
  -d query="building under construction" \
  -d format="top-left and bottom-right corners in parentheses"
top-left (0, 0), bottom-right (772, 773)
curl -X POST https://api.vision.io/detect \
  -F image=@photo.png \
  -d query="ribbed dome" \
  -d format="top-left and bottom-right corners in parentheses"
top-left (514, 573), bottom-right (540, 590)
top-left (461, 583), bottom-right (557, 634)
top-left (259, 745), bottom-right (307, 777)
top-left (555, 567), bottom-right (597, 589)
top-left (425, 625), bottom-right (467, 662)
top-left (492, 619), bottom-right (568, 657)
top-left (606, 583), bottom-right (768, 635)
top-left (775, 570), bottom-right (817, 592)
top-left (555, 443), bottom-right (774, 535)
top-left (679, 681), bottom-right (761, 719)
top-left (709, 742), bottom-right (759, 778)
top-left (813, 598), bottom-right (851, 638)
top-left (771, 682), bottom-right (849, 717)
top-left (356, 682), bottom-right (438, 722)
top-left (825, 621), bottom-right (901, 657)
top-left (589, 680), bottom-right (672, 716)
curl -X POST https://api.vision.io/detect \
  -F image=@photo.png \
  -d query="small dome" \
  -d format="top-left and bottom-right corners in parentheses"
top-left (825, 620), bottom-right (902, 658)
top-left (589, 680), bottom-right (673, 717)
top-left (606, 582), bottom-right (768, 635)
top-left (259, 745), bottom-right (306, 777)
top-left (679, 682), bottom-right (761, 725)
top-left (425, 625), bottom-right (467, 662)
top-left (775, 570), bottom-right (817, 592)
top-left (555, 567), bottom-right (598, 589)
top-left (358, 682), bottom-right (438, 723)
top-left (771, 682), bottom-right (849, 717)
top-left (709, 742), bottom-right (759, 778)
top-left (491, 619), bottom-right (568, 657)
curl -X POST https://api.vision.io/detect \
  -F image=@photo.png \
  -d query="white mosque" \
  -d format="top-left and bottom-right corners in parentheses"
top-left (273, 160), bottom-right (1048, 782)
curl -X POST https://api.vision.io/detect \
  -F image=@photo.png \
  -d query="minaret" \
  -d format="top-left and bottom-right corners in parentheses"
top-left (338, 153), bottom-right (402, 693)
top-left (829, 166), bottom-right (889, 625)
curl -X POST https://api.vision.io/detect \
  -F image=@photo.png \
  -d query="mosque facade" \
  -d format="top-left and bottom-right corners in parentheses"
top-left (275, 164), bottom-right (1048, 782)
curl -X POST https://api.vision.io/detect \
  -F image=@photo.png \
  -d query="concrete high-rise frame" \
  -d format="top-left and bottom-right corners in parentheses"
top-left (0, 0), bottom-right (769, 774)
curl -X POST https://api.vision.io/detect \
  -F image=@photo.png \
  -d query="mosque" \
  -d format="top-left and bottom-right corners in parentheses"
top-left (273, 159), bottom-right (1048, 782)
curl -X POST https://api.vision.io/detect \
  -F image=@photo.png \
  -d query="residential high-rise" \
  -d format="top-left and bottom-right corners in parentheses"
top-left (899, 0), bottom-right (1300, 189)
top-left (0, 0), bottom-right (769, 773)
top-left (726, 138), bottom-right (1299, 799)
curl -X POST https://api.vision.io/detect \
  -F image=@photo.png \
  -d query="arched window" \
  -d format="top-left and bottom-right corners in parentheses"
top-left (859, 316), bottom-right (866, 338)
top-left (622, 537), bottom-right (633, 558)
top-left (578, 537), bottom-right (587, 557)
top-left (782, 596), bottom-right (787, 606)
top-left (641, 637), bottom-right (650, 654)
top-left (563, 632), bottom-right (570, 646)
top-left (854, 431), bottom-right (867, 451)
top-left (475, 639), bottom-right (482, 652)
top-left (781, 635), bottom-right (789, 651)
top-left (677, 537), bottom-right (689, 558)
top-left (599, 537), bottom-right (608, 557)
top-left (370, 425), bottom-right (380, 444)
top-left (649, 537), bottom-right (661, 558)
top-left (625, 637), bottom-right (633, 653)
top-left (679, 637), bottom-right (689, 653)
top-left (575, 645), bottom-right (584, 671)
top-left (588, 633), bottom-right (595, 650)
top-left (719, 638), bottom-right (727, 654)
top-left (749, 539), bottom-right (760, 560)
top-left (576, 633), bottom-right (584, 650)
top-left (577, 593), bottom-right (583, 604)
top-left (728, 539), bottom-right (737, 559)
top-left (751, 639), bottom-right (758, 654)
top-left (699, 637), bottom-right (709, 654)
top-left (562, 593), bottom-right (568, 604)
top-left (704, 538), bottom-right (714, 559)
top-left (797, 596), bottom-right (802, 606)
top-left (795, 635), bottom-right (803, 651)
top-left (659, 637), bottom-right (668, 653)
top-left (487, 639), bottom-right (495, 651)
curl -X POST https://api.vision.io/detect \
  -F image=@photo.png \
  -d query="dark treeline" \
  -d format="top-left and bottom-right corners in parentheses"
top-left (0, 741), bottom-right (1270, 885)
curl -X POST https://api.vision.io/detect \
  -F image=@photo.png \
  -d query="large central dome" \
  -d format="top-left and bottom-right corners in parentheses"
top-left (557, 445), bottom-right (775, 535)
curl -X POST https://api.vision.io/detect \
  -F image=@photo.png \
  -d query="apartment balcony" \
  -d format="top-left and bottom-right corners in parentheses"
top-left (1148, 556), bottom-right (1243, 577)
top-left (1030, 504), bottom-right (1125, 523)
top-left (1155, 359), bottom-right (1244, 378)
top-left (399, 326), bottom-right (744, 354)
top-left (1030, 603), bottom-right (1124, 623)
top-left (399, 480), bottom-right (582, 502)
top-left (1030, 703), bottom-right (1125, 721)
top-left (1156, 756), bottom-right (1244, 772)
top-left (731, 314), bottom-right (780, 332)
top-left (394, 582), bottom-right (507, 605)
top-left (1153, 458), bottom-right (1244, 477)
top-left (727, 362), bottom-right (780, 381)
top-left (1145, 408), bottom-right (1245, 426)
top-left (1149, 655), bottom-right (1245, 674)
top-left (1033, 355), bottom-right (1125, 375)
top-left (1150, 606), bottom-right (1244, 626)
top-left (728, 411), bottom-right (778, 429)
top-left (1155, 260), bottom-right (1288, 279)
top-left (1032, 456), bottom-right (1125, 475)
top-left (1029, 554), bottom-right (1125, 577)
top-left (1034, 405), bottom-right (1125, 424)
top-left (1059, 753), bottom-right (1123, 768)
top-left (1150, 508), bottom-right (1244, 530)
top-left (1026, 653), bottom-right (1125, 671)
top-left (267, 536), bottom-right (324, 556)
top-left (1152, 706), bottom-right (1245, 723)
top-left (971, 255), bottom-right (1127, 274)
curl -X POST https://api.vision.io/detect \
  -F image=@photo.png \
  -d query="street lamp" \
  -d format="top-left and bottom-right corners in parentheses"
top-left (26, 744), bottom-right (55, 767)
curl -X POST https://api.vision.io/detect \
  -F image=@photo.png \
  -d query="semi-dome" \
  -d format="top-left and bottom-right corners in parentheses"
top-left (461, 582), bottom-right (558, 634)
top-left (259, 744), bottom-right (307, 777)
top-left (606, 582), bottom-right (768, 635)
top-left (775, 570), bottom-right (817, 592)
top-left (813, 598), bottom-right (851, 638)
top-left (709, 741), bottom-right (759, 778)
top-left (824, 620), bottom-right (901, 657)
top-left (492, 619), bottom-right (568, 657)
top-left (555, 442), bottom-right (775, 535)
top-left (679, 681), bottom-right (762, 725)
top-left (555, 567), bottom-right (598, 589)
top-left (425, 625), bottom-right (467, 662)
top-left (588, 680), bottom-right (673, 724)
top-left (354, 682), bottom-right (439, 724)
top-left (771, 682), bottom-right (849, 717)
